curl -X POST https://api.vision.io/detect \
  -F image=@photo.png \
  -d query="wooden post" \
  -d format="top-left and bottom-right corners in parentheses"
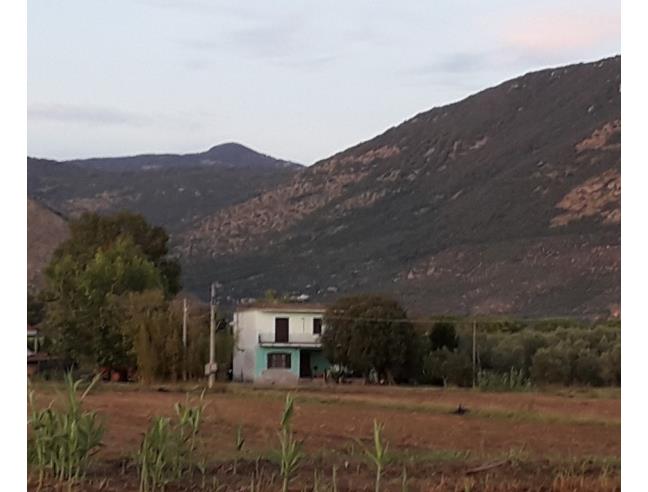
top-left (208, 283), bottom-right (216, 389)
top-left (472, 320), bottom-right (477, 388)
top-left (182, 297), bottom-right (188, 381)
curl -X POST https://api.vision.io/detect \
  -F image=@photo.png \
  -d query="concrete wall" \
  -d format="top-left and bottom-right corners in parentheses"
top-left (255, 310), bottom-right (325, 342)
top-left (232, 310), bottom-right (260, 382)
top-left (233, 307), bottom-right (329, 383)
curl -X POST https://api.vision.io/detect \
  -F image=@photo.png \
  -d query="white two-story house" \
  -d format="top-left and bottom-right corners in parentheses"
top-left (232, 303), bottom-right (331, 384)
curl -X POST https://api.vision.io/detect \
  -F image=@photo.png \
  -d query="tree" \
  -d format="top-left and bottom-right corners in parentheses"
top-left (121, 291), bottom-right (234, 382)
top-left (321, 295), bottom-right (417, 383)
top-left (49, 211), bottom-right (181, 297)
top-left (43, 235), bottom-right (163, 368)
top-left (428, 321), bottom-right (458, 351)
top-left (121, 290), bottom-right (182, 383)
top-left (28, 292), bottom-right (45, 326)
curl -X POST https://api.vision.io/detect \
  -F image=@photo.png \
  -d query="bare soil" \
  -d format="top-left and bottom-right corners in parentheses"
top-left (28, 383), bottom-right (620, 491)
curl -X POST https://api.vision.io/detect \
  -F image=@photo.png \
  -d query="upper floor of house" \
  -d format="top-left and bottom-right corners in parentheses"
top-left (233, 303), bottom-right (327, 349)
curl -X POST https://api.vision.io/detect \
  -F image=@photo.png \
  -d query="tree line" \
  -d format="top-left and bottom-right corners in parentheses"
top-left (322, 295), bottom-right (620, 388)
top-left (30, 211), bottom-right (620, 388)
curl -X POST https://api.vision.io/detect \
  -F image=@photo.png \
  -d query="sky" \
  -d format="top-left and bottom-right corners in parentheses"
top-left (27, 0), bottom-right (620, 165)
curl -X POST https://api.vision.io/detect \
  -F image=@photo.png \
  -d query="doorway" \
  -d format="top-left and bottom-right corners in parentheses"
top-left (299, 350), bottom-right (312, 378)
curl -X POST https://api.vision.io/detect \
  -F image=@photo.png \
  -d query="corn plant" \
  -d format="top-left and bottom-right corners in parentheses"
top-left (174, 390), bottom-right (206, 473)
top-left (356, 420), bottom-right (389, 492)
top-left (28, 372), bottom-right (104, 489)
top-left (401, 466), bottom-right (408, 492)
top-left (233, 425), bottom-right (245, 475)
top-left (276, 394), bottom-right (302, 492)
top-left (137, 393), bottom-right (206, 491)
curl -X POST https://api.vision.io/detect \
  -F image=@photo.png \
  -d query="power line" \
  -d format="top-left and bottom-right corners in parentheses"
top-left (322, 313), bottom-right (596, 326)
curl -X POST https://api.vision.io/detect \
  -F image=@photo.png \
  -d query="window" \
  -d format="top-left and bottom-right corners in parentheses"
top-left (313, 318), bottom-right (322, 335)
top-left (267, 352), bottom-right (291, 369)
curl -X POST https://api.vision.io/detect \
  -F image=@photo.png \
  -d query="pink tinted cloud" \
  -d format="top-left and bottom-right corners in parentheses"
top-left (500, 10), bottom-right (620, 57)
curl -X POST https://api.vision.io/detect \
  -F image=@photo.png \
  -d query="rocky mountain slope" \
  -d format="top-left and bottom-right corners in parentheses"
top-left (27, 144), bottom-right (302, 233)
top-left (27, 198), bottom-right (69, 289)
top-left (179, 56), bottom-right (620, 318)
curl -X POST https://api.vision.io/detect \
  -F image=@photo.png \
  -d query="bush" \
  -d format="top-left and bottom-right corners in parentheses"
top-left (600, 343), bottom-right (621, 385)
top-left (573, 350), bottom-right (604, 386)
top-left (421, 349), bottom-right (450, 386)
top-left (531, 346), bottom-right (572, 384)
top-left (478, 368), bottom-right (531, 392)
top-left (421, 349), bottom-right (472, 387)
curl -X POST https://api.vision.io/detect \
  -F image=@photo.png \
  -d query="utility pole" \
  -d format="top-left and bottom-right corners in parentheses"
top-left (182, 297), bottom-right (188, 381)
top-left (472, 320), bottom-right (477, 388)
top-left (207, 282), bottom-right (217, 389)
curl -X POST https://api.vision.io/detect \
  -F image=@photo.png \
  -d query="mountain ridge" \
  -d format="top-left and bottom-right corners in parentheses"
top-left (29, 142), bottom-right (303, 172)
top-left (178, 55), bottom-right (620, 318)
top-left (27, 56), bottom-right (621, 318)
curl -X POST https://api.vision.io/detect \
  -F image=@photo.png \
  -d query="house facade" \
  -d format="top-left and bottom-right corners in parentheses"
top-left (232, 303), bottom-right (331, 384)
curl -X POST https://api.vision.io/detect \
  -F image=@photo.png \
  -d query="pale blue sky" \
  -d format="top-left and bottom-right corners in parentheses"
top-left (28, 0), bottom-right (620, 164)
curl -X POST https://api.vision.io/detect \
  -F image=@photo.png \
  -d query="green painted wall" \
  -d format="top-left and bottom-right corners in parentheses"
top-left (310, 350), bottom-right (331, 377)
top-left (254, 347), bottom-right (331, 378)
top-left (255, 347), bottom-right (301, 378)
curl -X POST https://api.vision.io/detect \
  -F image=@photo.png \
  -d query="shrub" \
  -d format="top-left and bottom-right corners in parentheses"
top-left (600, 343), bottom-right (621, 385)
top-left (573, 350), bottom-right (604, 386)
top-left (421, 349), bottom-right (472, 387)
top-left (478, 368), bottom-right (531, 392)
top-left (421, 349), bottom-right (450, 386)
top-left (531, 346), bottom-right (572, 384)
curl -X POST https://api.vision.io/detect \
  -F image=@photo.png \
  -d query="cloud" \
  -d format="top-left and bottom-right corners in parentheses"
top-left (499, 10), bottom-right (620, 60)
top-left (179, 16), bottom-right (339, 70)
top-left (28, 103), bottom-right (148, 126)
top-left (413, 52), bottom-right (490, 76)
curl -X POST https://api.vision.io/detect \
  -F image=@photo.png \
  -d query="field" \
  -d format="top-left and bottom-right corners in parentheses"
top-left (28, 382), bottom-right (620, 491)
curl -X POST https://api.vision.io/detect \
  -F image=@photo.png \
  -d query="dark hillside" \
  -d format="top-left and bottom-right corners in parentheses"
top-left (180, 56), bottom-right (620, 318)
top-left (27, 144), bottom-right (302, 234)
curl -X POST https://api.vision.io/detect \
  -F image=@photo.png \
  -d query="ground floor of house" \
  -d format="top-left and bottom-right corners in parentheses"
top-left (246, 346), bottom-right (331, 384)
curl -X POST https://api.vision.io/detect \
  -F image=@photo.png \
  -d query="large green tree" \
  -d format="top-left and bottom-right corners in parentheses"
top-left (42, 213), bottom-right (175, 368)
top-left (49, 211), bottom-right (181, 296)
top-left (321, 295), bottom-right (417, 383)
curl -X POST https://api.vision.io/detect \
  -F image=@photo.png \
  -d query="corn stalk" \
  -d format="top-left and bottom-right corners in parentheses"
top-left (356, 420), bottom-right (389, 492)
top-left (276, 394), bottom-right (302, 492)
top-left (27, 373), bottom-right (104, 489)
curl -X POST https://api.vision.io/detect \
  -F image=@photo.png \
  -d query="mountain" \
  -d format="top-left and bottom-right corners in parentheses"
top-left (27, 144), bottom-right (303, 234)
top-left (27, 198), bottom-right (69, 289)
top-left (62, 142), bottom-right (302, 172)
top-left (178, 56), bottom-right (620, 318)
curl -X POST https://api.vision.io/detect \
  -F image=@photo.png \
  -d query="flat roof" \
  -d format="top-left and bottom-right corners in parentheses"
top-left (236, 302), bottom-right (327, 313)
